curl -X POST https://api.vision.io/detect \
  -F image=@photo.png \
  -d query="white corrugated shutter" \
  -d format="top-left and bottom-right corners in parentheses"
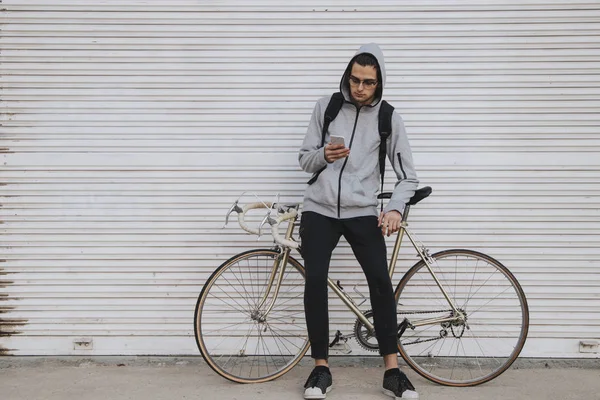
top-left (1, 1), bottom-right (599, 358)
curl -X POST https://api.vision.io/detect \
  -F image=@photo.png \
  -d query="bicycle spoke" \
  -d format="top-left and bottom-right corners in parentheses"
top-left (266, 324), bottom-right (306, 351)
top-left (448, 337), bottom-right (459, 380)
top-left (218, 275), bottom-right (255, 314)
top-left (206, 293), bottom-right (251, 316)
top-left (270, 291), bottom-right (304, 310)
top-left (467, 285), bottom-right (516, 315)
top-left (266, 327), bottom-right (298, 359)
top-left (459, 338), bottom-right (475, 380)
top-left (227, 265), bottom-right (254, 309)
top-left (268, 308), bottom-right (305, 318)
top-left (201, 319), bottom-right (251, 336)
top-left (248, 258), bottom-right (257, 309)
top-left (265, 316), bottom-right (306, 331)
top-left (462, 267), bottom-right (502, 310)
top-left (469, 327), bottom-right (515, 354)
top-left (219, 322), bottom-right (255, 371)
top-left (236, 260), bottom-right (251, 308)
top-left (428, 258), bottom-right (460, 306)
top-left (266, 321), bottom-right (294, 357)
top-left (258, 324), bottom-right (268, 378)
top-left (466, 258), bottom-right (480, 308)
top-left (453, 256), bottom-right (459, 306)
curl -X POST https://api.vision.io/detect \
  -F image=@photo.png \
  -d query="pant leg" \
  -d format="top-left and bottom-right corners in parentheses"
top-left (299, 211), bottom-right (342, 360)
top-left (342, 216), bottom-right (399, 356)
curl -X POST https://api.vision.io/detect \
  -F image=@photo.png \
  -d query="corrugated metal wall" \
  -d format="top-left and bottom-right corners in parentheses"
top-left (1, 1), bottom-right (599, 357)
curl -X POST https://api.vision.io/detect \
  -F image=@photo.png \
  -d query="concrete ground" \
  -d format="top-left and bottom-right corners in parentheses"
top-left (0, 358), bottom-right (598, 400)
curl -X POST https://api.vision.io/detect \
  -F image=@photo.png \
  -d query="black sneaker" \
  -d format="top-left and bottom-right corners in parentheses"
top-left (303, 366), bottom-right (332, 399)
top-left (382, 368), bottom-right (419, 399)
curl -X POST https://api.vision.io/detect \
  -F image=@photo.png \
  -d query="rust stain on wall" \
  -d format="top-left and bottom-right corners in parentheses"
top-left (0, 277), bottom-right (26, 341)
top-left (0, 319), bottom-right (27, 337)
top-left (0, 279), bottom-right (14, 289)
top-left (1, 248), bottom-right (25, 354)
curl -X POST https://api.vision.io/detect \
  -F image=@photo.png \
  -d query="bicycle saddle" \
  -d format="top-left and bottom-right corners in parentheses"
top-left (377, 186), bottom-right (432, 206)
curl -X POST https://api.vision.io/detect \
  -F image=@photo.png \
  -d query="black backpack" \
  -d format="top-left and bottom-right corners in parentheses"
top-left (307, 92), bottom-right (395, 204)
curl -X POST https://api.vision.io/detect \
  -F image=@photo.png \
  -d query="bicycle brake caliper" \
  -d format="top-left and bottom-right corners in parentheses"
top-left (422, 247), bottom-right (434, 264)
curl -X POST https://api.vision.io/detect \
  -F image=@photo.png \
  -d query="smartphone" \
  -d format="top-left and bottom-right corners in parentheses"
top-left (330, 135), bottom-right (346, 147)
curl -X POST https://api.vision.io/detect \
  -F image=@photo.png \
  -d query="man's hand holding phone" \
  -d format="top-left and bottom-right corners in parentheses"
top-left (325, 135), bottom-right (350, 163)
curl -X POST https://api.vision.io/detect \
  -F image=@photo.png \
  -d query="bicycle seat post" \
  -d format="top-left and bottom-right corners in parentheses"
top-left (402, 205), bottom-right (411, 223)
top-left (388, 205), bottom-right (411, 279)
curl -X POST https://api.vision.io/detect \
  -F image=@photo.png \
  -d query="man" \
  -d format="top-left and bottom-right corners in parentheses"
top-left (298, 43), bottom-right (419, 399)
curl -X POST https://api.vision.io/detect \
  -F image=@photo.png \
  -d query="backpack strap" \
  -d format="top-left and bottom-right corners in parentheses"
top-left (320, 92), bottom-right (345, 146)
top-left (307, 92), bottom-right (345, 185)
top-left (378, 100), bottom-right (394, 211)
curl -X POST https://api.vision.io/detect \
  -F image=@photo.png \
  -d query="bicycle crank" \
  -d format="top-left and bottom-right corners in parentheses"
top-left (353, 310), bottom-right (379, 352)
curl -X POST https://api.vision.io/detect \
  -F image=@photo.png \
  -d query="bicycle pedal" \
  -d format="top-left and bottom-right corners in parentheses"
top-left (329, 342), bottom-right (352, 355)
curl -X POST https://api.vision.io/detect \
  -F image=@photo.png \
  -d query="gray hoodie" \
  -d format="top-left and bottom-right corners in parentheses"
top-left (299, 43), bottom-right (419, 219)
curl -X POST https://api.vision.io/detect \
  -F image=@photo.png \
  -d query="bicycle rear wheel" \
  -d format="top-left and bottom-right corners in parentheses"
top-left (395, 249), bottom-right (529, 386)
top-left (194, 249), bottom-right (309, 383)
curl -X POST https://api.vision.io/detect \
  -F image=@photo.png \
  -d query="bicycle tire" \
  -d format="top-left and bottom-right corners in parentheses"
top-left (194, 249), bottom-right (309, 383)
top-left (395, 249), bottom-right (529, 387)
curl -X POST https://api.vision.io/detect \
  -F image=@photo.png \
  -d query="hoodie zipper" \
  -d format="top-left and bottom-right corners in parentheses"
top-left (337, 105), bottom-right (361, 218)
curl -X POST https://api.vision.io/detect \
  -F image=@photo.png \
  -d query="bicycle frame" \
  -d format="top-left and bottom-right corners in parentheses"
top-left (256, 205), bottom-right (464, 334)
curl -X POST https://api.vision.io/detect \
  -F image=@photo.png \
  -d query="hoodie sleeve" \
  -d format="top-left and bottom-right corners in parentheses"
top-left (383, 112), bottom-right (419, 215)
top-left (298, 99), bottom-right (330, 173)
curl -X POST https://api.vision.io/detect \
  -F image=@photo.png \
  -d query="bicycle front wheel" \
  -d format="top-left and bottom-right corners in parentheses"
top-left (395, 249), bottom-right (529, 387)
top-left (194, 249), bottom-right (309, 383)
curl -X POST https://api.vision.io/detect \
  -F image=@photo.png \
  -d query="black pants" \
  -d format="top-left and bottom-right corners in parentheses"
top-left (299, 211), bottom-right (399, 360)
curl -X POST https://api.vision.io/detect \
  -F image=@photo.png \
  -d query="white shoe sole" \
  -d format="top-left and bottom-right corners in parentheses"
top-left (304, 385), bottom-right (332, 399)
top-left (382, 388), bottom-right (419, 399)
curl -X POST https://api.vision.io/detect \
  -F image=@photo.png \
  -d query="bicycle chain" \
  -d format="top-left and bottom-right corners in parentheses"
top-left (401, 335), bottom-right (446, 346)
top-left (397, 308), bottom-right (454, 346)
top-left (398, 309), bottom-right (453, 315)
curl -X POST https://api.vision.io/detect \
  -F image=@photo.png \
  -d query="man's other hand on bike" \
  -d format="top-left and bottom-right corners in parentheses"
top-left (378, 210), bottom-right (402, 237)
top-left (325, 143), bottom-right (350, 163)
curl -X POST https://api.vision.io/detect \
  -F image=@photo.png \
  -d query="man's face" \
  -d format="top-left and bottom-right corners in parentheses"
top-left (349, 63), bottom-right (379, 106)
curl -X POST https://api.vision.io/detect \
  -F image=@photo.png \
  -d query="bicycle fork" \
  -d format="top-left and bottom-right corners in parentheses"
top-left (253, 220), bottom-right (296, 319)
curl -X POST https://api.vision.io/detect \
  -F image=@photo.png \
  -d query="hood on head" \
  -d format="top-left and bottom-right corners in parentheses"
top-left (340, 43), bottom-right (387, 106)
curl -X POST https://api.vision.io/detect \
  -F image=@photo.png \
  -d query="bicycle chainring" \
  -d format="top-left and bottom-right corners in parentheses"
top-left (353, 310), bottom-right (379, 352)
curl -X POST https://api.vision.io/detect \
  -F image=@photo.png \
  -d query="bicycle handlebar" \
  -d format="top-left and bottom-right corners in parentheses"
top-left (237, 202), bottom-right (273, 235)
top-left (270, 210), bottom-right (300, 249)
top-left (231, 200), bottom-right (300, 249)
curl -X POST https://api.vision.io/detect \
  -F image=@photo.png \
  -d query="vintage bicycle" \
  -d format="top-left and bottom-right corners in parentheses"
top-left (194, 187), bottom-right (529, 387)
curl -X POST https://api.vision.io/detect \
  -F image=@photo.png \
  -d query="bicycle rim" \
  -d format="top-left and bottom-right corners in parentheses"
top-left (395, 249), bottom-right (529, 386)
top-left (194, 249), bottom-right (309, 383)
